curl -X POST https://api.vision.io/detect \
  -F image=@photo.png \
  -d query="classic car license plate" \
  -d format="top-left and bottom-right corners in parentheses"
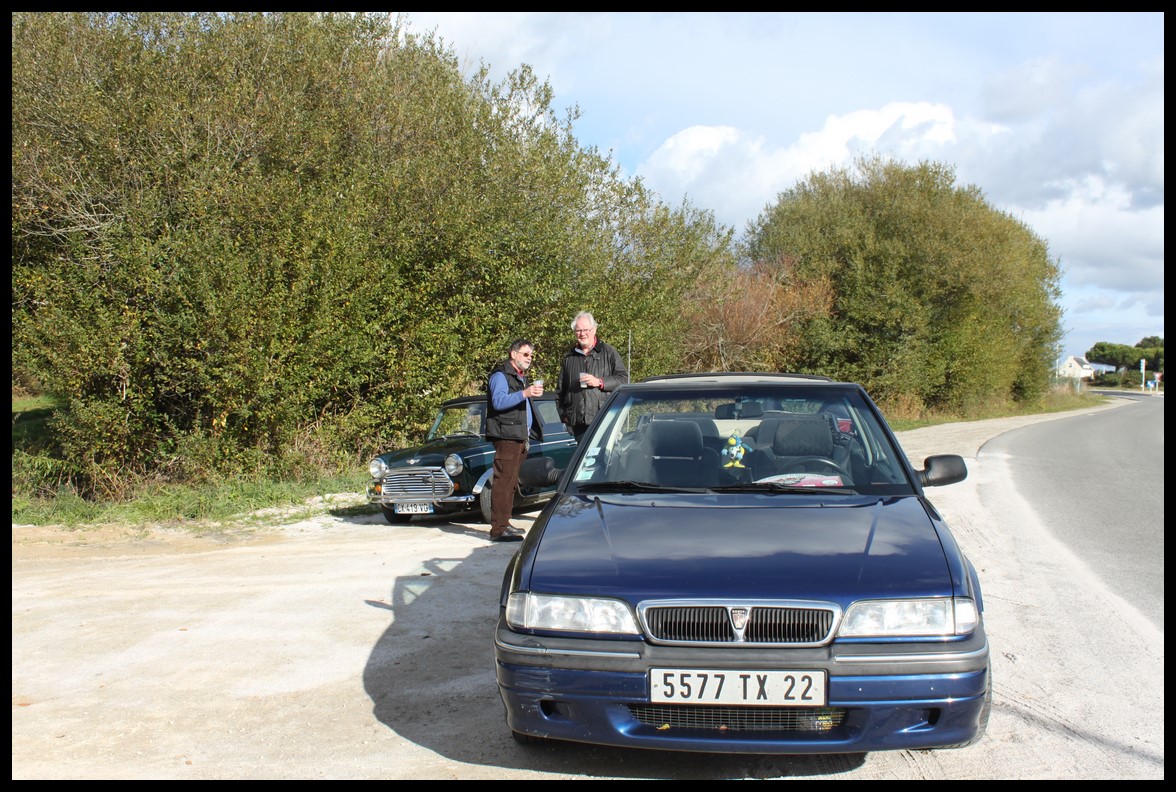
top-left (395, 503), bottom-right (433, 515)
top-left (650, 669), bottom-right (827, 706)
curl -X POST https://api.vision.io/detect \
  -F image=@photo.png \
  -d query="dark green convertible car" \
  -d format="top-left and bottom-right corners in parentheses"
top-left (367, 394), bottom-right (577, 524)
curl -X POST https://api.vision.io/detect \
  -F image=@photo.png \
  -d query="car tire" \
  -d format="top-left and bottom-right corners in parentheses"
top-left (479, 483), bottom-right (494, 524)
top-left (381, 506), bottom-right (412, 525)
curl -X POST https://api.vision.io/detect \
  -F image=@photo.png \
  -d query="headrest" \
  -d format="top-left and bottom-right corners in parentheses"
top-left (772, 414), bottom-right (834, 457)
top-left (649, 420), bottom-right (703, 457)
top-left (681, 416), bottom-right (719, 438)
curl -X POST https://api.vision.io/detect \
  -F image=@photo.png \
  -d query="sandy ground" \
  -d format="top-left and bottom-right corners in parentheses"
top-left (11, 403), bottom-right (1164, 779)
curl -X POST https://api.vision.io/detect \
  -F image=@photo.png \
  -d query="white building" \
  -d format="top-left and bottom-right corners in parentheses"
top-left (1057, 355), bottom-right (1095, 379)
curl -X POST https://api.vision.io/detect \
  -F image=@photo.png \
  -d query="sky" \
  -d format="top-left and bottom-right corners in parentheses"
top-left (398, 12), bottom-right (1164, 361)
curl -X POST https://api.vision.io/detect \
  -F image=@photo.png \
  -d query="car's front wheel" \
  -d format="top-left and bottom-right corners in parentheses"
top-left (479, 484), bottom-right (494, 524)
top-left (381, 506), bottom-right (412, 525)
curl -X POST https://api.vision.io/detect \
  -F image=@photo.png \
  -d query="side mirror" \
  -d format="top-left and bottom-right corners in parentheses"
top-left (519, 456), bottom-right (561, 487)
top-left (918, 454), bottom-right (968, 488)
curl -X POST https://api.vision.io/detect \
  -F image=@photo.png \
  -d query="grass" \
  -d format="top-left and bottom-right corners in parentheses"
top-left (12, 391), bottom-right (375, 531)
top-left (10, 383), bottom-right (1121, 532)
top-left (885, 387), bottom-right (1111, 432)
top-left (11, 470), bottom-right (374, 533)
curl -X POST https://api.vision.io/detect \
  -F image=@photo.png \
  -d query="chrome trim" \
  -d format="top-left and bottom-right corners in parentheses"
top-left (368, 494), bottom-right (475, 506)
top-left (494, 636), bottom-right (642, 659)
top-left (833, 642), bottom-right (989, 664)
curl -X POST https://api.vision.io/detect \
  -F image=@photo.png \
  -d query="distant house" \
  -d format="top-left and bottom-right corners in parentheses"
top-left (1057, 355), bottom-right (1095, 379)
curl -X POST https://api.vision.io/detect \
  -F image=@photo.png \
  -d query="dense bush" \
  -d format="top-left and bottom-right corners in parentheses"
top-left (12, 12), bottom-right (730, 498)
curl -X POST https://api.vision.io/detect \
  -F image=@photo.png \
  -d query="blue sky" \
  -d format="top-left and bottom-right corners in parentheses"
top-left (399, 12), bottom-right (1164, 360)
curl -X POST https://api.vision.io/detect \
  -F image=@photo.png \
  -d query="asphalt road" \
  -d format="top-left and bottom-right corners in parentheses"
top-left (10, 396), bottom-right (1164, 779)
top-left (983, 393), bottom-right (1164, 627)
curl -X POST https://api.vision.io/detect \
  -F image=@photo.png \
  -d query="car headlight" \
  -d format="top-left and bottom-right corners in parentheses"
top-left (443, 453), bottom-right (464, 476)
top-left (838, 597), bottom-right (978, 637)
top-left (506, 593), bottom-right (640, 635)
top-left (369, 458), bottom-right (387, 479)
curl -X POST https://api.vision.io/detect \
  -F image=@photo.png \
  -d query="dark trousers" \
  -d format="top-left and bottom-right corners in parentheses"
top-left (489, 438), bottom-right (526, 535)
top-left (572, 424), bottom-right (589, 444)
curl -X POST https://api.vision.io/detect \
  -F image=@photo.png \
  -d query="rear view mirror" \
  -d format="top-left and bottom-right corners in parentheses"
top-left (519, 456), bottom-right (561, 487)
top-left (918, 454), bottom-right (968, 488)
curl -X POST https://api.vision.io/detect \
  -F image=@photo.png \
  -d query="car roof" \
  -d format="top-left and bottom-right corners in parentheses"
top-left (636, 372), bottom-right (836, 385)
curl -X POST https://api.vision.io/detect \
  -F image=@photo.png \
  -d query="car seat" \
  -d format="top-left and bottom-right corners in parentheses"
top-left (647, 420), bottom-right (718, 487)
top-left (750, 413), bottom-right (846, 480)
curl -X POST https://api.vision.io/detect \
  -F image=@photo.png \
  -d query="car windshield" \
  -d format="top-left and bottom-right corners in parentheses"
top-left (568, 384), bottom-right (915, 496)
top-left (426, 403), bottom-right (485, 440)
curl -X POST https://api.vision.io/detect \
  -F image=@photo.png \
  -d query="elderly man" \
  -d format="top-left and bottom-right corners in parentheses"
top-left (557, 312), bottom-right (629, 443)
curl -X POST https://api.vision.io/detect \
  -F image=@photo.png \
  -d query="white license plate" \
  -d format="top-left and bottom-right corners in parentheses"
top-left (650, 669), bottom-right (827, 706)
top-left (394, 502), bottom-right (433, 515)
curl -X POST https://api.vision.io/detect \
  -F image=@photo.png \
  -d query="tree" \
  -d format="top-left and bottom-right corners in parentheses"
top-left (12, 12), bottom-right (728, 497)
top-left (742, 156), bottom-right (1063, 415)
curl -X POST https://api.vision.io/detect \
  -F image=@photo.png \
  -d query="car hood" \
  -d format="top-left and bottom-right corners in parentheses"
top-left (526, 494), bottom-right (952, 603)
top-left (378, 436), bottom-right (490, 466)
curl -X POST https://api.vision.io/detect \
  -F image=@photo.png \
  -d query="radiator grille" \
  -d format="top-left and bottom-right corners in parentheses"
top-left (379, 467), bottom-right (455, 499)
top-left (642, 604), bottom-right (835, 645)
top-left (628, 703), bottom-right (845, 732)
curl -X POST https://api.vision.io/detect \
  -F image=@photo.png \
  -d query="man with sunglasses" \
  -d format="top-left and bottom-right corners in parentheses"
top-left (486, 338), bottom-right (545, 542)
top-left (557, 312), bottom-right (629, 443)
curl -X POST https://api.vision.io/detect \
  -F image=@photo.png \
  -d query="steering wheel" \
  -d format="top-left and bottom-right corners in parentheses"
top-left (779, 457), bottom-right (849, 477)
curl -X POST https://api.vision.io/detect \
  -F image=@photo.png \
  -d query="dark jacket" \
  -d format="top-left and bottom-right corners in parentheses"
top-left (557, 338), bottom-right (629, 429)
top-left (486, 360), bottom-right (543, 442)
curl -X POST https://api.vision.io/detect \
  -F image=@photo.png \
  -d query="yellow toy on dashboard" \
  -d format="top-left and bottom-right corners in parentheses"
top-left (721, 430), bottom-right (752, 468)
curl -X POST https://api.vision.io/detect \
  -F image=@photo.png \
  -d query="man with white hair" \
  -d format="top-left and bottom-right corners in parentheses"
top-left (557, 311), bottom-right (629, 443)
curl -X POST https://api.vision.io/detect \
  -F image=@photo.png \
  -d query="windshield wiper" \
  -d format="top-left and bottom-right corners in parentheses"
top-left (707, 483), bottom-right (855, 494)
top-left (577, 481), bottom-right (709, 494)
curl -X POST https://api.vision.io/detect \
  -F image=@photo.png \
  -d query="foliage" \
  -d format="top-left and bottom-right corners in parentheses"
top-left (1085, 339), bottom-right (1164, 373)
top-left (741, 156), bottom-right (1064, 414)
top-left (12, 16), bottom-right (1075, 506)
top-left (12, 12), bottom-right (726, 498)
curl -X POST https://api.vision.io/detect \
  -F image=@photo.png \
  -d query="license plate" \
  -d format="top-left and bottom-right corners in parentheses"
top-left (650, 669), bottom-right (827, 706)
top-left (394, 502), bottom-right (433, 515)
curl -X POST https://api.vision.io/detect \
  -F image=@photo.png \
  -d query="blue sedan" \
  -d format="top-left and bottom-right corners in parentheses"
top-left (497, 373), bottom-right (989, 754)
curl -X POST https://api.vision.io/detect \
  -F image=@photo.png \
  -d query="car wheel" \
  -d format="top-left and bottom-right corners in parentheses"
top-left (381, 506), bottom-right (412, 525)
top-left (479, 483), bottom-right (494, 524)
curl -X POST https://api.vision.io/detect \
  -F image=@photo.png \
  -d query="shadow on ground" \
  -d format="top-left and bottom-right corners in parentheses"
top-left (358, 514), bottom-right (867, 779)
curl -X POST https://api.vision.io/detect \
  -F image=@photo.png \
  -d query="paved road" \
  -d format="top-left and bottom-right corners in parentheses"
top-left (11, 398), bottom-right (1164, 779)
top-left (985, 393), bottom-right (1164, 627)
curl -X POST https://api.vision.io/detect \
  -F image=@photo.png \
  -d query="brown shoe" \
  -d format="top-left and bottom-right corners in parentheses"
top-left (489, 528), bottom-right (525, 542)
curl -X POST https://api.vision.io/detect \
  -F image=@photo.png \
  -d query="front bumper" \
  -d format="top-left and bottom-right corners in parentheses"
top-left (367, 465), bottom-right (477, 509)
top-left (494, 619), bottom-right (989, 754)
